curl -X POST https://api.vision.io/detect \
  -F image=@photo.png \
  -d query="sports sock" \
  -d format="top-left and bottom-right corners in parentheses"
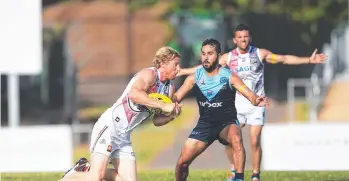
top-left (235, 172), bottom-right (244, 180)
top-left (252, 171), bottom-right (260, 179)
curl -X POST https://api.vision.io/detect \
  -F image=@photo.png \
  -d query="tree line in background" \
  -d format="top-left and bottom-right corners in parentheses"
top-left (43, 0), bottom-right (348, 46)
top-left (42, 0), bottom-right (348, 101)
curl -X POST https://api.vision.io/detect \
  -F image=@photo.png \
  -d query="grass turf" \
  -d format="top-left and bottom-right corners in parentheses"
top-left (2, 170), bottom-right (349, 181)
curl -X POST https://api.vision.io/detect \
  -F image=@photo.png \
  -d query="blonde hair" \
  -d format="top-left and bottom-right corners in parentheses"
top-left (152, 46), bottom-right (181, 68)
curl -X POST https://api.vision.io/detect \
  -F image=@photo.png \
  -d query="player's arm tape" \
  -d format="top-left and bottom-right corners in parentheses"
top-left (270, 54), bottom-right (277, 64)
top-left (237, 85), bottom-right (247, 92)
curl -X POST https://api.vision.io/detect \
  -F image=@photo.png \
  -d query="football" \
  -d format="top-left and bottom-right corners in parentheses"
top-left (148, 93), bottom-right (172, 115)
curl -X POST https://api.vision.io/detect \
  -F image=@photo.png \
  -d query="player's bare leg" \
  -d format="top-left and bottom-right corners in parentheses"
top-left (224, 123), bottom-right (245, 180)
top-left (104, 168), bottom-right (119, 181)
top-left (225, 145), bottom-right (236, 180)
top-left (220, 124), bottom-right (245, 180)
top-left (249, 125), bottom-right (263, 180)
top-left (175, 139), bottom-right (209, 181)
top-left (88, 152), bottom-right (110, 181)
top-left (106, 158), bottom-right (138, 181)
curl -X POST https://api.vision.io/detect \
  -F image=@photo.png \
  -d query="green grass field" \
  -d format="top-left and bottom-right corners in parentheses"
top-left (2, 170), bottom-right (349, 181)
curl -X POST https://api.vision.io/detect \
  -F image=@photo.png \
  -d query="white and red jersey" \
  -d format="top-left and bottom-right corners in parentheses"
top-left (102, 67), bottom-right (173, 134)
top-left (227, 46), bottom-right (265, 109)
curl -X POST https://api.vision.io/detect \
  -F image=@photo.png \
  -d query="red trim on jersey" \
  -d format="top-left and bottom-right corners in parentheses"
top-left (122, 96), bottom-right (137, 123)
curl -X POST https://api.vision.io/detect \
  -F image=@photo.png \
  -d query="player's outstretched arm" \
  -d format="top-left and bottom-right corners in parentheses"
top-left (128, 69), bottom-right (175, 113)
top-left (260, 48), bottom-right (328, 65)
top-left (177, 65), bottom-right (201, 77)
top-left (230, 73), bottom-right (268, 107)
top-left (172, 74), bottom-right (195, 102)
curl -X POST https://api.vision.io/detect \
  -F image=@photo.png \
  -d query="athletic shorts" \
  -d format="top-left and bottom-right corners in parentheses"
top-left (188, 120), bottom-right (238, 145)
top-left (236, 106), bottom-right (266, 126)
top-left (89, 110), bottom-right (135, 161)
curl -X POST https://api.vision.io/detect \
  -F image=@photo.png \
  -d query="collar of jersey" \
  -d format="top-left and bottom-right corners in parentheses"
top-left (237, 46), bottom-right (252, 55)
top-left (156, 69), bottom-right (168, 84)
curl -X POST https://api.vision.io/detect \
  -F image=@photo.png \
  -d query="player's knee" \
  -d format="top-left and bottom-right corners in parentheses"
top-left (230, 134), bottom-right (243, 150)
top-left (251, 136), bottom-right (261, 149)
top-left (176, 162), bottom-right (190, 173)
top-left (177, 161), bottom-right (190, 169)
top-left (176, 156), bottom-right (191, 169)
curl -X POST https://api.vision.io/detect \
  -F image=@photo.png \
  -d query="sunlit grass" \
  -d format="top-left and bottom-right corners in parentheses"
top-left (3, 170), bottom-right (349, 181)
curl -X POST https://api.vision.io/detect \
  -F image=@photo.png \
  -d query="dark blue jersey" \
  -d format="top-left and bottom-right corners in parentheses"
top-left (193, 66), bottom-right (237, 125)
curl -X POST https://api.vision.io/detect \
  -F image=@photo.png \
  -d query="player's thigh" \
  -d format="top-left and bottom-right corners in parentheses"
top-left (249, 125), bottom-right (263, 145)
top-left (178, 138), bottom-right (209, 165)
top-left (89, 119), bottom-right (116, 179)
top-left (110, 144), bottom-right (137, 181)
top-left (111, 158), bottom-right (137, 181)
top-left (89, 152), bottom-right (110, 181)
top-left (218, 123), bottom-right (242, 145)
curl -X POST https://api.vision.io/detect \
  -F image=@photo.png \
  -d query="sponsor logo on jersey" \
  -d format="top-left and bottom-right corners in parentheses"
top-left (235, 66), bottom-right (252, 73)
top-left (199, 101), bottom-right (223, 108)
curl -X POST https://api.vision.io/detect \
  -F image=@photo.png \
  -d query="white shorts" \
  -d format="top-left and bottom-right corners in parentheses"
top-left (89, 111), bottom-right (135, 161)
top-left (237, 106), bottom-right (266, 126)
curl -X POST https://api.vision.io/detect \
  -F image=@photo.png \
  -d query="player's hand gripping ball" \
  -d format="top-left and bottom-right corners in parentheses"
top-left (148, 93), bottom-right (173, 116)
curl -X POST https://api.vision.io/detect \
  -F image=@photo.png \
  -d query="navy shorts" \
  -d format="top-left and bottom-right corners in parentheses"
top-left (188, 120), bottom-right (238, 145)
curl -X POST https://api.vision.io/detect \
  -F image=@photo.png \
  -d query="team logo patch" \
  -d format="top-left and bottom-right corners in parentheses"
top-left (207, 90), bottom-right (212, 95)
top-left (220, 77), bottom-right (228, 83)
top-left (114, 117), bottom-right (120, 122)
top-left (250, 55), bottom-right (259, 64)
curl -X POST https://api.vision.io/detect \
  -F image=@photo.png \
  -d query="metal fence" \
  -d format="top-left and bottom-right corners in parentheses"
top-left (287, 23), bottom-right (349, 121)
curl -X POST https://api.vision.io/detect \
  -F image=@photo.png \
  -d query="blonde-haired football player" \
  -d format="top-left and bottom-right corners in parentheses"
top-left (60, 46), bottom-right (182, 181)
